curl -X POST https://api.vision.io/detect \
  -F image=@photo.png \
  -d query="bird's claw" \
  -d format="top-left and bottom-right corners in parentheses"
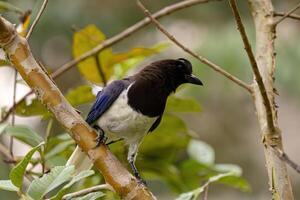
top-left (93, 125), bottom-right (107, 148)
top-left (134, 172), bottom-right (147, 186)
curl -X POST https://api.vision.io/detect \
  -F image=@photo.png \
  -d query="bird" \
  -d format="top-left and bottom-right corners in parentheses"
top-left (67, 58), bottom-right (202, 184)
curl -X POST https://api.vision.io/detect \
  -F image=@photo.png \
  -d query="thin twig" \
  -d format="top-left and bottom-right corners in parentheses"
top-left (273, 2), bottom-right (300, 26)
top-left (51, 0), bottom-right (216, 78)
top-left (272, 147), bottom-right (300, 174)
top-left (62, 184), bottom-right (113, 200)
top-left (274, 12), bottom-right (300, 21)
top-left (9, 69), bottom-right (18, 157)
top-left (94, 55), bottom-right (107, 85)
top-left (0, 0), bottom-right (214, 123)
top-left (137, 0), bottom-right (252, 93)
top-left (26, 0), bottom-right (48, 39)
top-left (229, 0), bottom-right (275, 133)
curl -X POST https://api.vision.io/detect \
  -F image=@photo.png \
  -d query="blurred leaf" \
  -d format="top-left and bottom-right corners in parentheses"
top-left (45, 140), bottom-right (75, 159)
top-left (72, 192), bottom-right (105, 200)
top-left (73, 24), bottom-right (113, 84)
top-left (113, 42), bottom-right (169, 79)
top-left (5, 125), bottom-right (44, 147)
top-left (0, 2), bottom-right (23, 14)
top-left (66, 85), bottom-right (95, 106)
top-left (140, 114), bottom-right (189, 160)
top-left (51, 170), bottom-right (95, 200)
top-left (214, 164), bottom-right (242, 176)
top-left (27, 165), bottom-right (75, 200)
top-left (217, 175), bottom-right (251, 192)
top-left (15, 99), bottom-right (49, 117)
top-left (187, 139), bottom-right (215, 165)
top-left (175, 172), bottom-right (234, 200)
top-left (15, 85), bottom-right (95, 118)
top-left (9, 143), bottom-right (44, 188)
top-left (0, 123), bottom-right (8, 135)
top-left (0, 180), bottom-right (19, 192)
top-left (166, 96), bottom-right (201, 113)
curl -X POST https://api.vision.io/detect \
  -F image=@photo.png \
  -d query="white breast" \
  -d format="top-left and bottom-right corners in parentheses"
top-left (97, 84), bottom-right (158, 145)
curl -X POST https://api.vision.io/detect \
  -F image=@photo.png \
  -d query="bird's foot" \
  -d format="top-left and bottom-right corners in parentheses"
top-left (134, 172), bottom-right (147, 186)
top-left (93, 125), bottom-right (107, 148)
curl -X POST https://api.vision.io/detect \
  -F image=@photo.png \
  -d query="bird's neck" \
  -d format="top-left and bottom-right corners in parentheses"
top-left (127, 74), bottom-right (173, 117)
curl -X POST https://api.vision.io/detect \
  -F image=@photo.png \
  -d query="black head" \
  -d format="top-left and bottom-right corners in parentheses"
top-left (148, 58), bottom-right (203, 92)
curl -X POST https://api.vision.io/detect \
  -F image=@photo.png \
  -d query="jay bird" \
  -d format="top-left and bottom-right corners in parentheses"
top-left (67, 58), bottom-right (202, 184)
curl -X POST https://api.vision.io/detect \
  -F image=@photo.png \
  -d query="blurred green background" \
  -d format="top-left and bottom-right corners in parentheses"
top-left (1, 0), bottom-right (300, 199)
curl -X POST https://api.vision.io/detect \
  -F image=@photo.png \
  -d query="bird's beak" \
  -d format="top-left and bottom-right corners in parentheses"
top-left (185, 74), bottom-right (203, 85)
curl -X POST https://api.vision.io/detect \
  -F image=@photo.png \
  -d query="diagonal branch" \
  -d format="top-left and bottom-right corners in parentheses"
top-left (272, 147), bottom-right (300, 174)
top-left (26, 0), bottom-right (48, 40)
top-left (273, 2), bottom-right (300, 26)
top-left (274, 12), bottom-right (300, 21)
top-left (228, 0), bottom-right (275, 133)
top-left (0, 16), bottom-right (156, 200)
top-left (137, 0), bottom-right (252, 93)
top-left (0, 0), bottom-right (216, 123)
top-left (51, 0), bottom-right (217, 78)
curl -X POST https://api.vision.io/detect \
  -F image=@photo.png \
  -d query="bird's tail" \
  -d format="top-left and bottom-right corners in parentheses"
top-left (66, 146), bottom-right (93, 175)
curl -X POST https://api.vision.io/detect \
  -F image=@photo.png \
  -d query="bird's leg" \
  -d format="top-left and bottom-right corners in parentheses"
top-left (93, 125), bottom-right (107, 148)
top-left (127, 143), bottom-right (146, 185)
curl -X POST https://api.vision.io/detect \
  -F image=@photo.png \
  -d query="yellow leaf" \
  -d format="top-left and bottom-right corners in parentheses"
top-left (73, 25), bottom-right (113, 84)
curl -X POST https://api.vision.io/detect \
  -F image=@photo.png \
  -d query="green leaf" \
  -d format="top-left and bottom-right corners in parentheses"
top-left (66, 85), bottom-right (95, 106)
top-left (72, 192), bottom-right (105, 200)
top-left (50, 170), bottom-right (95, 200)
top-left (0, 2), bottom-right (23, 14)
top-left (140, 114), bottom-right (189, 159)
top-left (113, 42), bottom-right (169, 79)
top-left (27, 165), bottom-right (75, 200)
top-left (5, 125), bottom-right (44, 147)
top-left (10, 143), bottom-right (44, 188)
top-left (15, 99), bottom-right (49, 117)
top-left (0, 123), bottom-right (8, 135)
top-left (45, 140), bottom-right (75, 159)
top-left (0, 180), bottom-right (19, 192)
top-left (175, 172), bottom-right (234, 200)
top-left (217, 175), bottom-right (251, 192)
top-left (187, 139), bottom-right (215, 165)
top-left (73, 24), bottom-right (113, 84)
top-left (166, 96), bottom-right (201, 113)
top-left (214, 164), bottom-right (242, 176)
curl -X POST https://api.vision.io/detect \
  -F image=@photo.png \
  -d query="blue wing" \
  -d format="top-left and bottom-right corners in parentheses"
top-left (86, 80), bottom-right (130, 125)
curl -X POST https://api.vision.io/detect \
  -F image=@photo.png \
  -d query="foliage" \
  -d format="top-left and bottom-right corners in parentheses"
top-left (0, 21), bottom-right (250, 199)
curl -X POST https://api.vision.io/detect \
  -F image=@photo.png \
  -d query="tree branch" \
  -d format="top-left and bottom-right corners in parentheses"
top-left (274, 12), bottom-right (300, 21)
top-left (228, 0), bottom-right (275, 132)
top-left (51, 0), bottom-right (216, 78)
top-left (273, 2), bottom-right (300, 26)
top-left (0, 16), bottom-right (156, 200)
top-left (0, 0), bottom-right (215, 123)
top-left (137, 0), bottom-right (252, 93)
top-left (62, 184), bottom-right (113, 200)
top-left (247, 0), bottom-right (294, 199)
top-left (272, 147), bottom-right (300, 174)
top-left (26, 0), bottom-right (48, 40)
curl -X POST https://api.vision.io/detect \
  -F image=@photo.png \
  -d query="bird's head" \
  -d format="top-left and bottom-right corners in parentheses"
top-left (146, 58), bottom-right (203, 92)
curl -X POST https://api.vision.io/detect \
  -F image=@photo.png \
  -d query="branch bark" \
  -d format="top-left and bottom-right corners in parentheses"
top-left (137, 0), bottom-right (252, 93)
top-left (247, 0), bottom-right (294, 199)
top-left (0, 17), bottom-right (156, 200)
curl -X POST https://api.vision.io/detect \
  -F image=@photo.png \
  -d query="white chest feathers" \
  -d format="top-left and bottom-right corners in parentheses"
top-left (97, 86), bottom-right (158, 144)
